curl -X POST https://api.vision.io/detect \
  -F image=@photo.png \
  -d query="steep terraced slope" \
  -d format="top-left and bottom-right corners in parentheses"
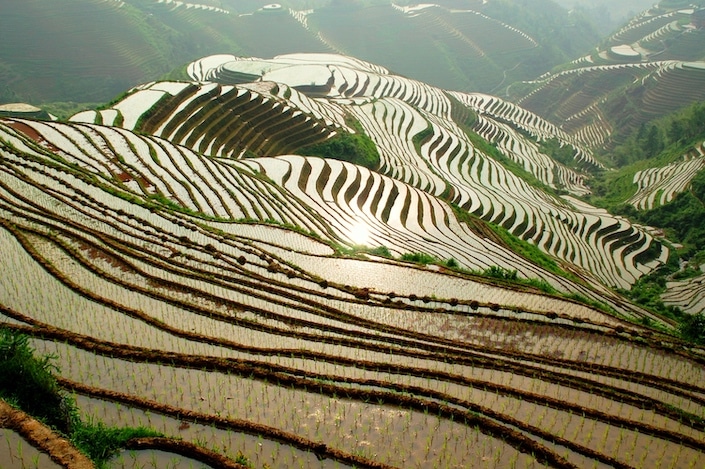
top-left (181, 53), bottom-right (667, 291)
top-left (628, 141), bottom-right (705, 210)
top-left (1, 118), bottom-right (575, 293)
top-left (71, 80), bottom-right (346, 158)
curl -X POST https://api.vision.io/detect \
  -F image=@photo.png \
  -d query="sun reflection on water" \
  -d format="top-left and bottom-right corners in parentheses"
top-left (348, 220), bottom-right (371, 246)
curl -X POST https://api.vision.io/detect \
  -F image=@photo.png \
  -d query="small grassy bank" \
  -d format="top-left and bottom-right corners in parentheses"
top-left (298, 116), bottom-right (381, 170)
top-left (0, 327), bottom-right (161, 468)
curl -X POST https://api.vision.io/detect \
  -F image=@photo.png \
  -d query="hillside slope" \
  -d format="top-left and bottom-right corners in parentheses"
top-left (0, 0), bottom-right (599, 107)
top-left (509, 2), bottom-right (705, 150)
top-left (2, 113), bottom-right (704, 468)
top-left (77, 52), bottom-right (667, 295)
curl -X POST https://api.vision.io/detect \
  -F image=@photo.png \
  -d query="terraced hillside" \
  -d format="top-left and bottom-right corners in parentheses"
top-left (175, 53), bottom-right (665, 292)
top-left (628, 141), bottom-right (705, 210)
top-left (510, 2), bottom-right (705, 150)
top-left (71, 80), bottom-right (346, 158)
top-left (3, 0), bottom-right (705, 466)
top-left (2, 115), bottom-right (705, 468)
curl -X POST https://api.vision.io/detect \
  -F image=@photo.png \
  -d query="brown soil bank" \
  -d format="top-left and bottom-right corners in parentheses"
top-left (0, 400), bottom-right (93, 469)
top-left (124, 438), bottom-right (249, 469)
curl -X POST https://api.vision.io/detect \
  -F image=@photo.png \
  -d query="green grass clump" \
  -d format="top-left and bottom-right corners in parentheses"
top-left (401, 252), bottom-right (437, 265)
top-left (368, 245), bottom-right (393, 258)
top-left (72, 419), bottom-right (161, 465)
top-left (479, 266), bottom-right (557, 294)
top-left (483, 265), bottom-right (518, 281)
top-left (444, 258), bottom-right (459, 269)
top-left (298, 116), bottom-right (381, 170)
top-left (0, 328), bottom-right (72, 433)
top-left (0, 327), bottom-right (161, 467)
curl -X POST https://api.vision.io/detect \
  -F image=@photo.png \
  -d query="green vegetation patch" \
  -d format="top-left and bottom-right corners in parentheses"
top-left (0, 328), bottom-right (71, 433)
top-left (401, 251), bottom-right (437, 265)
top-left (480, 266), bottom-right (558, 294)
top-left (452, 204), bottom-right (576, 282)
top-left (638, 169), bottom-right (705, 260)
top-left (589, 101), bottom-right (705, 261)
top-left (600, 101), bottom-right (705, 168)
top-left (72, 420), bottom-right (161, 465)
top-left (0, 327), bottom-right (161, 467)
top-left (539, 137), bottom-right (580, 169)
top-left (614, 254), bottom-right (705, 343)
top-left (598, 165), bottom-right (705, 266)
top-left (680, 313), bottom-right (705, 345)
top-left (298, 117), bottom-right (381, 170)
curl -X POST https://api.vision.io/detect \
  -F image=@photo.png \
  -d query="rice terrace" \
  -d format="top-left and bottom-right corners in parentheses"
top-left (1, 1), bottom-right (705, 468)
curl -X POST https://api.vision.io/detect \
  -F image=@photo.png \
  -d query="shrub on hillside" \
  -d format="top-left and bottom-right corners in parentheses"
top-left (299, 128), bottom-right (380, 170)
top-left (680, 313), bottom-right (705, 345)
top-left (483, 266), bottom-right (519, 281)
top-left (298, 118), bottom-right (382, 171)
top-left (401, 252), bottom-right (437, 265)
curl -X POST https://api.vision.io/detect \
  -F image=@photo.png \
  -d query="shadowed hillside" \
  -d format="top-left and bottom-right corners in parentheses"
top-left (0, 0), bottom-right (600, 109)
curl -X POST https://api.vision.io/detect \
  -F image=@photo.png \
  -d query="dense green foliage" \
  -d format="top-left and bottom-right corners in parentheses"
top-left (621, 262), bottom-right (678, 315)
top-left (539, 138), bottom-right (580, 169)
top-left (299, 120), bottom-right (381, 170)
top-left (0, 327), bottom-right (161, 467)
top-left (603, 102), bottom-right (705, 167)
top-left (0, 329), bottom-right (73, 433)
top-left (680, 313), bottom-right (705, 345)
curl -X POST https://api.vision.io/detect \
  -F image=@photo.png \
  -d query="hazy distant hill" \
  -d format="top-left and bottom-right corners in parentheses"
top-left (0, 0), bottom-right (600, 108)
top-left (553, 0), bottom-right (662, 34)
top-left (508, 2), bottom-right (705, 151)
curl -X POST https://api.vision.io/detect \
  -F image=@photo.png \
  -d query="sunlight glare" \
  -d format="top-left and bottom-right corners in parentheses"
top-left (348, 221), bottom-right (371, 246)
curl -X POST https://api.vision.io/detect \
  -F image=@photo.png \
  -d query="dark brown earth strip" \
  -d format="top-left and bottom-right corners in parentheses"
top-left (0, 400), bottom-right (93, 469)
top-left (124, 437), bottom-right (249, 469)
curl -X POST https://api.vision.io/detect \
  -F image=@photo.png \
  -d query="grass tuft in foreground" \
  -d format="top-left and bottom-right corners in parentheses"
top-left (0, 328), bottom-right (71, 433)
top-left (0, 327), bottom-right (161, 467)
